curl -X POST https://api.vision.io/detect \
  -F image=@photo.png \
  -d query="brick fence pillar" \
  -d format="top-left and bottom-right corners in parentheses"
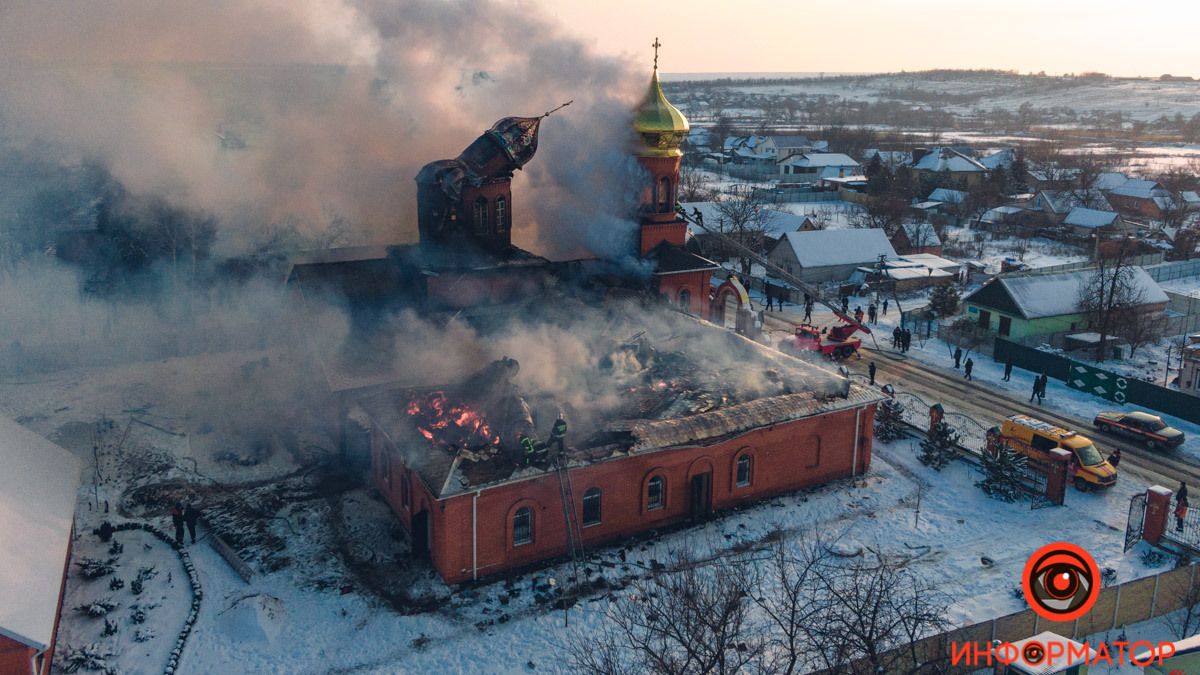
top-left (1046, 448), bottom-right (1071, 505)
top-left (1144, 485), bottom-right (1174, 545)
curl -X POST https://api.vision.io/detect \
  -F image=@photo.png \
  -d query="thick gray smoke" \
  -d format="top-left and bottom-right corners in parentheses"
top-left (0, 0), bottom-right (648, 259)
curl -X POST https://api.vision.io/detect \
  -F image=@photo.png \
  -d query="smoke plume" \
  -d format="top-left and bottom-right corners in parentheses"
top-left (0, 0), bottom-right (648, 259)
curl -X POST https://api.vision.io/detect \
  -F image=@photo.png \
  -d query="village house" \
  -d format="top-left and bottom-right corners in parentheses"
top-left (1062, 206), bottom-right (1131, 238)
top-left (758, 134), bottom-right (826, 159)
top-left (776, 152), bottom-right (860, 181)
top-left (963, 267), bottom-right (1168, 338)
top-left (0, 415), bottom-right (82, 675)
top-left (909, 147), bottom-right (989, 189)
top-left (890, 222), bottom-right (943, 255)
top-left (766, 228), bottom-right (898, 284)
top-left (848, 253), bottom-right (959, 292)
top-left (1104, 179), bottom-right (1175, 220)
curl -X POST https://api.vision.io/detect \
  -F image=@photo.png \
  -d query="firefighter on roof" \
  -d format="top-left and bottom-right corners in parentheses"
top-left (551, 416), bottom-right (567, 454)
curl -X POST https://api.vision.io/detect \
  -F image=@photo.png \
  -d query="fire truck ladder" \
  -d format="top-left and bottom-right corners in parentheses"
top-left (554, 455), bottom-right (586, 583)
top-left (675, 205), bottom-right (880, 351)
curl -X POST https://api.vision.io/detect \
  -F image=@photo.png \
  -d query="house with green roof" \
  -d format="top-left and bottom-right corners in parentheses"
top-left (963, 268), bottom-right (1168, 338)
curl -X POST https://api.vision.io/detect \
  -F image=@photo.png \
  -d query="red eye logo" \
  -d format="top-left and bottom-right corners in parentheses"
top-left (1023, 542), bottom-right (1100, 621)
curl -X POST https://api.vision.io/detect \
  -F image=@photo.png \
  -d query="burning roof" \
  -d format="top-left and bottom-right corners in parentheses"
top-left (356, 297), bottom-right (873, 498)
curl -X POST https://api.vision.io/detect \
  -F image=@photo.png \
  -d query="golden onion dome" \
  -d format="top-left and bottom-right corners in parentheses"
top-left (633, 69), bottom-right (689, 157)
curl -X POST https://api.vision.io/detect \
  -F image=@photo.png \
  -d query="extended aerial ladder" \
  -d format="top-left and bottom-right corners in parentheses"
top-left (554, 453), bottom-right (586, 583)
top-left (674, 204), bottom-right (880, 351)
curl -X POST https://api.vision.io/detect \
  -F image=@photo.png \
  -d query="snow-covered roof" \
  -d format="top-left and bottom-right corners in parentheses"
top-left (981, 205), bottom-right (1028, 222)
top-left (1110, 178), bottom-right (1165, 198)
top-left (912, 147), bottom-right (988, 173)
top-left (680, 202), bottom-right (812, 239)
top-left (777, 152), bottom-right (859, 168)
top-left (1063, 206), bottom-right (1120, 228)
top-left (1135, 632), bottom-right (1200, 662)
top-left (970, 267), bottom-right (1168, 319)
top-left (899, 253), bottom-right (959, 270)
top-left (927, 188), bottom-right (967, 204)
top-left (1092, 171), bottom-right (1130, 191)
top-left (774, 228), bottom-right (897, 269)
top-left (979, 148), bottom-right (1015, 170)
top-left (1182, 190), bottom-right (1200, 204)
top-left (912, 201), bottom-right (942, 210)
top-left (900, 222), bottom-right (941, 247)
top-left (1008, 632), bottom-right (1091, 674)
top-left (0, 415), bottom-right (82, 651)
top-left (765, 134), bottom-right (811, 148)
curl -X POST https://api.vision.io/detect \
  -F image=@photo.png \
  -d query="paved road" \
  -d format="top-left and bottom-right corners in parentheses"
top-left (762, 311), bottom-right (1200, 490)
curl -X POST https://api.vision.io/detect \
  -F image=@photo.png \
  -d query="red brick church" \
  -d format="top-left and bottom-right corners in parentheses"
top-left (350, 54), bottom-right (884, 585)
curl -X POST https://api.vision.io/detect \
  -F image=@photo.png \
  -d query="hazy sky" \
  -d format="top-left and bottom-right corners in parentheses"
top-left (533, 0), bottom-right (1199, 77)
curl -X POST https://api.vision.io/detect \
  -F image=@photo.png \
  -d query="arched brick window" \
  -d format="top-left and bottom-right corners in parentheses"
top-left (582, 487), bottom-right (602, 527)
top-left (736, 453), bottom-right (752, 487)
top-left (495, 197), bottom-right (508, 232)
top-left (657, 176), bottom-right (672, 212)
top-left (513, 507), bottom-right (532, 546)
top-left (647, 475), bottom-right (666, 510)
top-left (473, 198), bottom-right (489, 234)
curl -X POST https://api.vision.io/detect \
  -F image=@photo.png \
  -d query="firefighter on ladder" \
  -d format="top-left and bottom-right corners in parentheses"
top-left (551, 416), bottom-right (567, 457)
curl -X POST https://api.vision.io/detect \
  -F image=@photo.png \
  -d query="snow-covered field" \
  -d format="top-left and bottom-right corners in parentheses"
top-left (0, 336), bottom-right (1184, 673)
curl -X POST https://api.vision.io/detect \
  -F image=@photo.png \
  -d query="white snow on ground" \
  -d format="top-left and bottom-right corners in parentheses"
top-left (0, 339), bottom-right (1185, 673)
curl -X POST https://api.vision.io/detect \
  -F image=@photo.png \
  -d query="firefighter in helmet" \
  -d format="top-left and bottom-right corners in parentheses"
top-left (519, 433), bottom-right (537, 466)
top-left (551, 416), bottom-right (567, 454)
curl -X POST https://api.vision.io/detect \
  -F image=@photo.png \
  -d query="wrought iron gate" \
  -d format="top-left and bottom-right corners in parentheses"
top-left (1125, 493), bottom-right (1147, 552)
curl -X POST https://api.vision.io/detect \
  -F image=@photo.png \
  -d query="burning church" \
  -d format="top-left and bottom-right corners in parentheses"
top-left (286, 56), bottom-right (884, 584)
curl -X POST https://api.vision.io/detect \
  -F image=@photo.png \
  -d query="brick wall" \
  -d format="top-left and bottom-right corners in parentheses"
top-left (376, 404), bottom-right (875, 584)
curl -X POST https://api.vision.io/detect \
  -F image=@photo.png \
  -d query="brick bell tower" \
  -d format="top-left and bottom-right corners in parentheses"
top-left (634, 39), bottom-right (718, 317)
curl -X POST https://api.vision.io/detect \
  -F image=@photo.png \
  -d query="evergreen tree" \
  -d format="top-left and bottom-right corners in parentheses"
top-left (918, 421), bottom-right (960, 471)
top-left (976, 444), bottom-right (1029, 502)
top-left (929, 284), bottom-right (961, 317)
top-left (874, 398), bottom-right (906, 442)
top-left (1009, 150), bottom-right (1029, 193)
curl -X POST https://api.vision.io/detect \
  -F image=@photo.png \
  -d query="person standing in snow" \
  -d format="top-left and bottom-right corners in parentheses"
top-left (1003, 360), bottom-right (1013, 382)
top-left (1107, 448), bottom-right (1121, 468)
top-left (171, 502), bottom-right (185, 545)
top-left (1037, 374), bottom-right (1048, 403)
top-left (803, 301), bottom-right (813, 324)
top-left (854, 306), bottom-right (864, 325)
top-left (892, 326), bottom-right (901, 349)
top-left (953, 346), bottom-right (962, 369)
top-left (903, 328), bottom-right (912, 352)
top-left (868, 361), bottom-right (877, 385)
top-left (867, 303), bottom-right (877, 324)
top-left (183, 503), bottom-right (201, 545)
top-left (1029, 377), bottom-right (1040, 403)
top-left (963, 358), bottom-right (974, 381)
top-left (882, 299), bottom-right (889, 315)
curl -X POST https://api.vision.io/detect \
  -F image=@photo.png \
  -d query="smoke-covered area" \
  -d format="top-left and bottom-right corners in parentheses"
top-left (0, 0), bottom-right (647, 259)
top-left (310, 294), bottom-right (846, 442)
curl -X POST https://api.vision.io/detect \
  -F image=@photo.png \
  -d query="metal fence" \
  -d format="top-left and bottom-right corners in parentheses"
top-left (1145, 258), bottom-right (1200, 282)
top-left (994, 337), bottom-right (1200, 425)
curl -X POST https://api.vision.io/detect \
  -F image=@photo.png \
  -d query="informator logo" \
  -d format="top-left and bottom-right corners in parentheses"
top-left (1022, 542), bottom-right (1101, 622)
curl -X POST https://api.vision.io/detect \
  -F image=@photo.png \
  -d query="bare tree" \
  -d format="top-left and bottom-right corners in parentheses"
top-left (804, 547), bottom-right (952, 674)
top-left (1078, 240), bottom-right (1148, 362)
top-left (569, 551), bottom-right (763, 675)
top-left (713, 189), bottom-right (771, 276)
top-left (678, 161), bottom-right (717, 203)
top-left (1116, 311), bottom-right (1164, 359)
top-left (1165, 568), bottom-right (1200, 640)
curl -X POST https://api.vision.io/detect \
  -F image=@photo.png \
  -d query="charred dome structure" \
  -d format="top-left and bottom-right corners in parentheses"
top-left (287, 61), bottom-right (884, 584)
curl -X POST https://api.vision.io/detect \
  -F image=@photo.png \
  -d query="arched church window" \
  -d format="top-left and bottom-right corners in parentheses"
top-left (495, 197), bottom-right (508, 233)
top-left (473, 198), bottom-right (489, 234)
top-left (658, 176), bottom-right (672, 212)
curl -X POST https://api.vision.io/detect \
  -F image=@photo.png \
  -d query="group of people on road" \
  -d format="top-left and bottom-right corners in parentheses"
top-left (1029, 373), bottom-right (1049, 404)
top-left (891, 326), bottom-right (912, 352)
top-left (170, 502), bottom-right (202, 545)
